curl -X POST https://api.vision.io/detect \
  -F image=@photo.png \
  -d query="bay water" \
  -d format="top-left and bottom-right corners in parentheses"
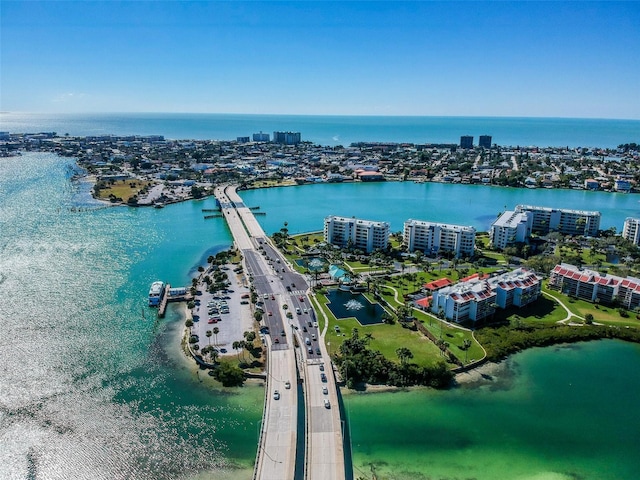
top-left (239, 181), bottom-right (640, 235)
top-left (0, 153), bottom-right (262, 480)
top-left (2, 151), bottom-right (640, 479)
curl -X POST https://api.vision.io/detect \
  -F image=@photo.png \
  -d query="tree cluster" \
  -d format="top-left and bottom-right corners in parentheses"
top-left (475, 323), bottom-right (640, 362)
top-left (333, 329), bottom-right (453, 389)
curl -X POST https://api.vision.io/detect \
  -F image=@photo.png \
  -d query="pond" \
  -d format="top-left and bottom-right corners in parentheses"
top-left (324, 288), bottom-right (386, 326)
top-left (295, 256), bottom-right (327, 271)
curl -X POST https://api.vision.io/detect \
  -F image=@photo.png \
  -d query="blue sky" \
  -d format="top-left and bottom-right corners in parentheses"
top-left (1, 1), bottom-right (639, 118)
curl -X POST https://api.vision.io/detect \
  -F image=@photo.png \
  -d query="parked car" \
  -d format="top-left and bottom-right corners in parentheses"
top-left (285, 381), bottom-right (291, 389)
top-left (274, 390), bottom-right (280, 400)
top-left (324, 399), bottom-right (330, 409)
top-left (322, 386), bottom-right (328, 395)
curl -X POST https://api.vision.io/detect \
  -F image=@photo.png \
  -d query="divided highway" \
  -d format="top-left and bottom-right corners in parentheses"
top-left (214, 186), bottom-right (346, 480)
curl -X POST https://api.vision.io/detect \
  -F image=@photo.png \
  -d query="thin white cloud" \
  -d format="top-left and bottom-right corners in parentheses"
top-left (52, 92), bottom-right (88, 103)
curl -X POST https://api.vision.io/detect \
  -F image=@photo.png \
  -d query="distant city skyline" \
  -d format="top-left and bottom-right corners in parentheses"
top-left (1, 1), bottom-right (639, 120)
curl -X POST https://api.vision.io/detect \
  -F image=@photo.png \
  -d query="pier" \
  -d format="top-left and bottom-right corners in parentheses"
top-left (214, 184), bottom-right (348, 480)
top-left (157, 284), bottom-right (191, 318)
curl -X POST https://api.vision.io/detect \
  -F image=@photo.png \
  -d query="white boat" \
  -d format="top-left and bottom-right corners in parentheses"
top-left (148, 281), bottom-right (165, 306)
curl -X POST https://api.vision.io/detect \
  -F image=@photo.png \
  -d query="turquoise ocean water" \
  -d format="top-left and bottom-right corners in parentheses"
top-left (2, 113), bottom-right (640, 479)
top-left (1, 112), bottom-right (638, 148)
top-left (0, 153), bottom-right (262, 480)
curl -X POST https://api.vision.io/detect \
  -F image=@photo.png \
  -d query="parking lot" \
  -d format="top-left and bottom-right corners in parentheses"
top-left (190, 264), bottom-right (255, 357)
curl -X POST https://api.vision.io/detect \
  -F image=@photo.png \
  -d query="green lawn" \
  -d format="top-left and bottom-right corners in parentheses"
top-left (312, 292), bottom-right (446, 367)
top-left (543, 285), bottom-right (640, 327)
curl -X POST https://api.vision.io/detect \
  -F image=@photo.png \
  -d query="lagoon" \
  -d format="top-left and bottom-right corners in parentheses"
top-left (239, 181), bottom-right (640, 236)
top-left (344, 340), bottom-right (640, 480)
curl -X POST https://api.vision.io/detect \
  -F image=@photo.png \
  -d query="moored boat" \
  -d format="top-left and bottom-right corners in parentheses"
top-left (148, 281), bottom-right (165, 306)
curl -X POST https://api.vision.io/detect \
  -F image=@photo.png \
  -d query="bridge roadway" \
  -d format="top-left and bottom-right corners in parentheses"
top-left (214, 185), bottom-right (346, 480)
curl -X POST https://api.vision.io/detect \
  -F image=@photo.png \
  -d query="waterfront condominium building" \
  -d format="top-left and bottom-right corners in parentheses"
top-left (324, 216), bottom-right (390, 253)
top-left (252, 131), bottom-right (270, 142)
top-left (478, 135), bottom-right (492, 149)
top-left (622, 218), bottom-right (640, 246)
top-left (460, 135), bottom-right (474, 149)
top-left (404, 219), bottom-right (476, 258)
top-left (515, 204), bottom-right (601, 237)
top-left (273, 131), bottom-right (301, 145)
top-left (431, 268), bottom-right (541, 323)
top-left (548, 263), bottom-right (640, 309)
top-left (489, 210), bottom-right (532, 250)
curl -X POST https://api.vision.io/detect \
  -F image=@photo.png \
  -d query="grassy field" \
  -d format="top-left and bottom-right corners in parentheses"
top-left (543, 285), bottom-right (640, 327)
top-left (311, 293), bottom-right (445, 367)
top-left (98, 179), bottom-right (154, 201)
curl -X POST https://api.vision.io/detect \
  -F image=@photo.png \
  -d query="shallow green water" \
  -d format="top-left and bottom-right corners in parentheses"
top-left (344, 340), bottom-right (640, 480)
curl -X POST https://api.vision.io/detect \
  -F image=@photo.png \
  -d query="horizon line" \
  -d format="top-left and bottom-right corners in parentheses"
top-left (2, 111), bottom-right (639, 122)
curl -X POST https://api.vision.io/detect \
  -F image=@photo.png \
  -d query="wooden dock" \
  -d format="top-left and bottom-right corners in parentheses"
top-left (158, 284), bottom-right (170, 317)
top-left (158, 284), bottom-right (192, 318)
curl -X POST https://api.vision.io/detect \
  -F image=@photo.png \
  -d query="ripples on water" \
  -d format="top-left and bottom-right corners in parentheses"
top-left (0, 153), bottom-right (258, 479)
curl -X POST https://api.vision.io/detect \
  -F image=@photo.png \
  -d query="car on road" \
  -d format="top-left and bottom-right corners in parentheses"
top-left (274, 338), bottom-right (280, 344)
top-left (319, 364), bottom-right (325, 371)
top-left (302, 326), bottom-right (307, 332)
top-left (324, 399), bottom-right (330, 409)
top-left (271, 295), bottom-right (275, 300)
top-left (273, 390), bottom-right (280, 400)
top-left (296, 307), bottom-right (301, 314)
top-left (313, 321), bottom-right (318, 328)
top-left (303, 308), bottom-right (308, 314)
top-left (320, 373), bottom-right (327, 382)
top-left (316, 348), bottom-right (321, 355)
top-left (268, 311), bottom-right (272, 316)
top-left (285, 381), bottom-right (291, 389)
top-left (307, 347), bottom-right (313, 354)
top-left (322, 386), bottom-right (328, 395)
top-left (299, 296), bottom-right (304, 301)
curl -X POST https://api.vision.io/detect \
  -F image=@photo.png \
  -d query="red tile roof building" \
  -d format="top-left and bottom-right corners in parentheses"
top-left (549, 263), bottom-right (640, 308)
top-left (431, 268), bottom-right (542, 323)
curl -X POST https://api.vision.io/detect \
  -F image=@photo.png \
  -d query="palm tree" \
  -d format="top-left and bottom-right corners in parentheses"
top-left (209, 348), bottom-right (219, 365)
top-left (462, 339), bottom-right (472, 363)
top-left (213, 326), bottom-right (219, 345)
top-left (395, 347), bottom-right (413, 365)
top-left (206, 330), bottom-right (212, 345)
top-left (232, 340), bottom-right (242, 362)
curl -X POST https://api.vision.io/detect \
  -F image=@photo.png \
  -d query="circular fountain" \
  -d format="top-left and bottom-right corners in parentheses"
top-left (344, 299), bottom-right (364, 310)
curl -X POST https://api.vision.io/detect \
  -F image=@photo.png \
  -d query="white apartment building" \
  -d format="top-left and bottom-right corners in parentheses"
top-left (490, 210), bottom-right (532, 250)
top-left (404, 219), bottom-right (476, 258)
top-left (431, 268), bottom-right (542, 323)
top-left (622, 217), bottom-right (640, 246)
top-left (324, 216), bottom-right (390, 253)
top-left (515, 204), bottom-right (601, 237)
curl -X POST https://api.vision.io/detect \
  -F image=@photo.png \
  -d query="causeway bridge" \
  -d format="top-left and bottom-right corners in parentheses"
top-left (214, 185), bottom-right (348, 480)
